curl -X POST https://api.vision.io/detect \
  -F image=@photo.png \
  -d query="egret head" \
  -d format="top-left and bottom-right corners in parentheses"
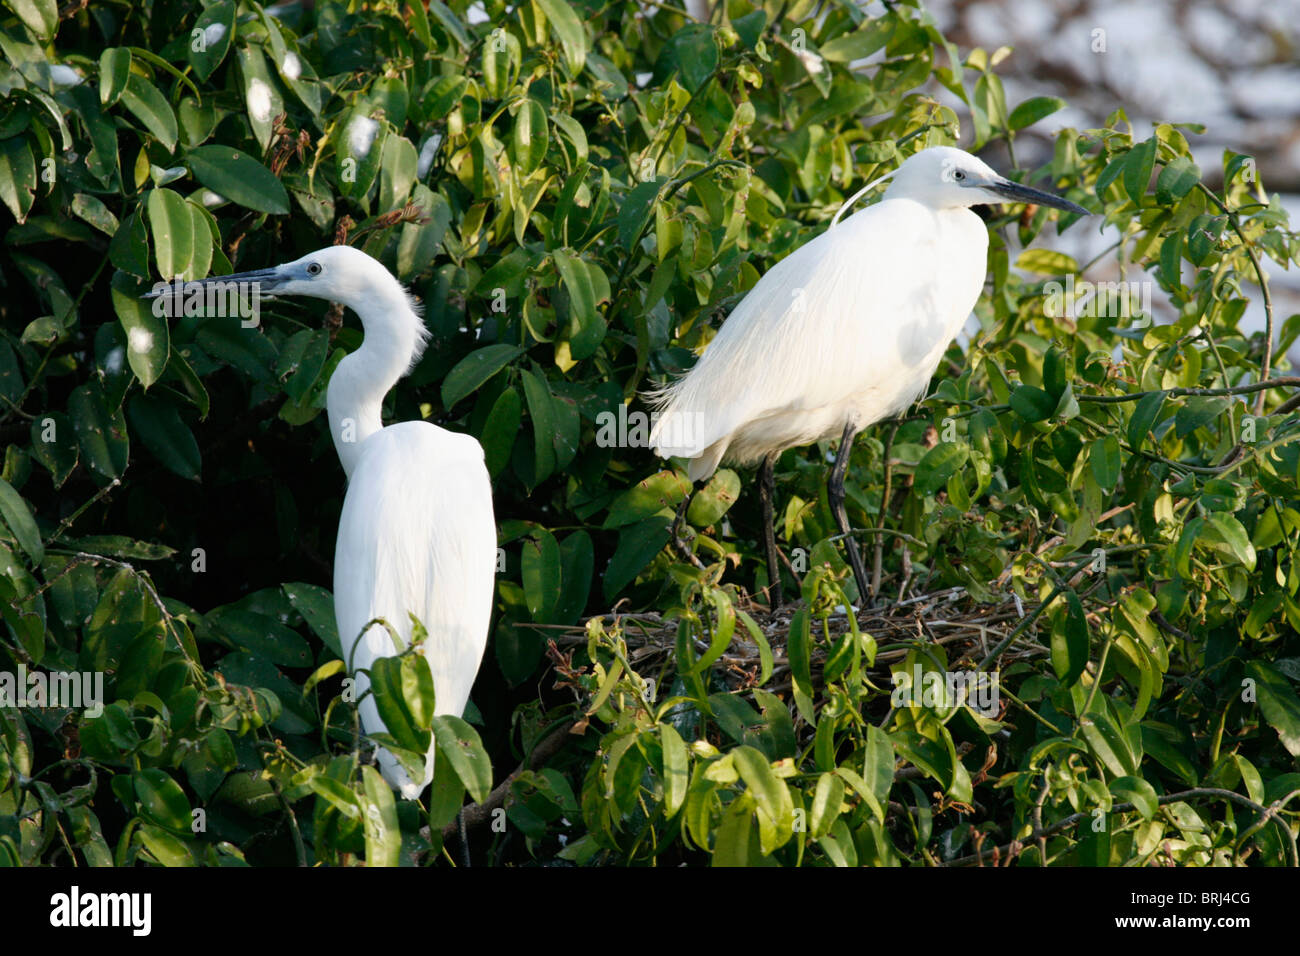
top-left (143, 245), bottom-right (395, 309)
top-left (885, 146), bottom-right (1088, 215)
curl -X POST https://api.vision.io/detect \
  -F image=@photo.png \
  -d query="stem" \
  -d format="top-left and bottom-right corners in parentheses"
top-left (1196, 183), bottom-right (1276, 416)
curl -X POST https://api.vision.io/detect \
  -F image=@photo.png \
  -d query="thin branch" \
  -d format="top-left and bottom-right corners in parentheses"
top-left (441, 721), bottom-right (579, 842)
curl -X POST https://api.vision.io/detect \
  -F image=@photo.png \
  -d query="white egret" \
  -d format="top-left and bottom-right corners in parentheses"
top-left (149, 246), bottom-right (496, 798)
top-left (648, 146), bottom-right (1088, 606)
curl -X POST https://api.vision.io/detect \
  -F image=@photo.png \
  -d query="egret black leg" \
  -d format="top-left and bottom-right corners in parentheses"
top-left (459, 807), bottom-right (470, 867)
top-left (671, 486), bottom-right (705, 568)
top-left (828, 422), bottom-right (872, 603)
top-left (758, 453), bottom-right (784, 608)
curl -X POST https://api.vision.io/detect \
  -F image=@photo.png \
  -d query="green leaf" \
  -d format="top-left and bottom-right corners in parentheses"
top-left (511, 99), bottom-right (548, 175)
top-left (126, 393), bottom-right (200, 480)
top-left (603, 517), bottom-right (670, 599)
top-left (1123, 137), bottom-right (1156, 205)
top-left (377, 133), bottom-right (418, 213)
top-left (713, 796), bottom-right (769, 866)
top-left (534, 0), bottom-right (587, 73)
top-left (120, 74), bottom-right (179, 152)
top-left (370, 655), bottom-right (426, 753)
top-left (862, 725), bottom-right (894, 811)
top-left (186, 145), bottom-right (290, 215)
top-left (29, 412), bottom-right (77, 487)
top-left (1016, 248), bottom-right (1078, 275)
top-left (61, 534), bottom-right (174, 560)
top-left (1155, 156), bottom-right (1200, 205)
top-left (441, 344), bottom-right (521, 408)
top-left (687, 468), bottom-right (740, 526)
top-left (0, 477), bottom-right (42, 564)
top-left (1233, 754), bottom-right (1264, 804)
top-left (787, 609), bottom-right (815, 723)
top-left (0, 135), bottom-right (36, 223)
top-left (809, 772), bottom-right (845, 837)
top-left (818, 22), bottom-right (890, 63)
top-left (660, 724), bottom-right (689, 817)
top-left (1088, 435), bottom-right (1121, 491)
top-left (134, 769), bottom-right (192, 831)
top-left (6, 0), bottom-right (57, 38)
top-left (1110, 775), bottom-right (1158, 819)
top-left (554, 531), bottom-right (593, 625)
top-left (236, 46), bottom-right (283, 151)
top-left (1204, 513), bottom-right (1256, 570)
top-left (553, 248), bottom-right (595, 332)
top-left (72, 193), bottom-right (120, 236)
top-left (605, 470), bottom-right (690, 528)
top-left (397, 186), bottom-right (451, 281)
top-left (668, 23), bottom-right (718, 93)
top-left (618, 179), bottom-right (661, 250)
top-left (109, 207), bottom-right (150, 278)
top-left (732, 9), bottom-right (766, 49)
top-left (111, 273), bottom-right (170, 387)
top-left (1246, 661), bottom-right (1300, 756)
top-left (196, 316), bottom-right (276, 384)
top-left (913, 442), bottom-right (968, 496)
top-left (135, 824), bottom-right (195, 866)
top-left (1052, 591), bottom-right (1088, 686)
top-left (360, 765), bottom-right (401, 867)
top-left (1141, 723), bottom-right (1198, 786)
top-left (1008, 96), bottom-right (1066, 130)
top-left (1127, 391), bottom-right (1165, 448)
top-left (731, 745), bottom-right (794, 855)
top-left (283, 582), bottom-right (342, 660)
top-left (521, 528), bottom-right (562, 623)
top-left (1174, 395), bottom-right (1226, 437)
top-left (187, 1), bottom-right (235, 81)
top-left (425, 0), bottom-right (471, 48)
top-left (69, 383), bottom-right (129, 481)
top-left (99, 47), bottom-right (131, 106)
top-left (146, 188), bottom-right (194, 280)
top-left (1186, 214), bottom-right (1227, 266)
top-left (521, 367), bottom-right (556, 485)
top-left (480, 387), bottom-right (521, 478)
top-left (1010, 384), bottom-right (1056, 422)
top-left (431, 714), bottom-right (492, 803)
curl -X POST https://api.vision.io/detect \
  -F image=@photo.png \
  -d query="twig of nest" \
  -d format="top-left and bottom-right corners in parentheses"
top-left (521, 585), bottom-right (1048, 695)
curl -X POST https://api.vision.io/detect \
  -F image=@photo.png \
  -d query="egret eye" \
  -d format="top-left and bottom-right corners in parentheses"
top-left (953, 169), bottom-right (966, 182)
top-left (307, 262), bottom-right (322, 276)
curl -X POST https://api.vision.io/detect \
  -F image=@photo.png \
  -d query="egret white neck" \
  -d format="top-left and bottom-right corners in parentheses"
top-left (325, 282), bottom-right (425, 479)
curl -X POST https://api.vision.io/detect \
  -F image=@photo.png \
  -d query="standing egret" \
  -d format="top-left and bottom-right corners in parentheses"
top-left (149, 246), bottom-right (496, 799)
top-left (648, 146), bottom-right (1088, 606)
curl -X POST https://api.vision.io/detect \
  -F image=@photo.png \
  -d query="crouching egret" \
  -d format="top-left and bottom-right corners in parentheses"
top-left (148, 246), bottom-right (497, 798)
top-left (648, 146), bottom-right (1088, 606)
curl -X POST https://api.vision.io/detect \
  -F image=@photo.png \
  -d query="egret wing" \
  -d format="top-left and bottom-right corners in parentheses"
top-left (649, 198), bottom-right (985, 464)
top-left (333, 421), bottom-right (496, 796)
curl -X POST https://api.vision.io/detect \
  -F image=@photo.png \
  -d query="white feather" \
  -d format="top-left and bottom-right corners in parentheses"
top-left (208, 245), bottom-right (497, 800)
top-left (648, 188), bottom-right (987, 481)
top-left (334, 422), bottom-right (496, 799)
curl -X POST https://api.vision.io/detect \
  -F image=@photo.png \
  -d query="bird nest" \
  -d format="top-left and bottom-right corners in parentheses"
top-left (532, 585), bottom-right (1049, 699)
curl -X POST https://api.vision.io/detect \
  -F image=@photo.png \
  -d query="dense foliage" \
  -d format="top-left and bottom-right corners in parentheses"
top-left (1, 0), bottom-right (1298, 866)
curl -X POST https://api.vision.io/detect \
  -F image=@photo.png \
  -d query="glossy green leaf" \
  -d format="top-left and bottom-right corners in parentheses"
top-left (186, 145), bottom-right (290, 215)
top-left (120, 74), bottom-right (178, 151)
top-left (431, 714), bottom-right (492, 803)
top-left (442, 344), bottom-right (521, 408)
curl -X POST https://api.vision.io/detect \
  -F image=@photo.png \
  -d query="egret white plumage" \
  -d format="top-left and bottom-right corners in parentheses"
top-left (149, 246), bottom-right (496, 799)
top-left (648, 146), bottom-right (1088, 606)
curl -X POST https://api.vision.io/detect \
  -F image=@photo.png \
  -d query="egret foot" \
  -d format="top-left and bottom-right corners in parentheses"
top-left (828, 422), bottom-right (872, 605)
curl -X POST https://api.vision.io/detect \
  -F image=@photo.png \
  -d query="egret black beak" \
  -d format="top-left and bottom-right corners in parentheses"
top-left (987, 178), bottom-right (1089, 216)
top-left (139, 267), bottom-right (284, 299)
